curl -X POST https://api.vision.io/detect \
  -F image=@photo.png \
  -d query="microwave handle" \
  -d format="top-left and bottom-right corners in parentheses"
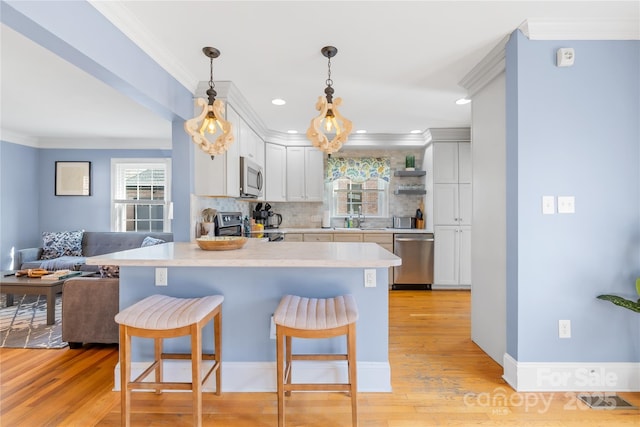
top-left (257, 169), bottom-right (264, 191)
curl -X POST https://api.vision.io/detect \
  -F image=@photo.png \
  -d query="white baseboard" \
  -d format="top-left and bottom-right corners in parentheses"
top-left (503, 353), bottom-right (640, 392)
top-left (113, 360), bottom-right (391, 392)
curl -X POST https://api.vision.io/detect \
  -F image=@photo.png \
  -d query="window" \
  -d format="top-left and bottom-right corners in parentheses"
top-left (111, 159), bottom-right (171, 232)
top-left (326, 157), bottom-right (390, 218)
top-left (329, 178), bottom-right (389, 217)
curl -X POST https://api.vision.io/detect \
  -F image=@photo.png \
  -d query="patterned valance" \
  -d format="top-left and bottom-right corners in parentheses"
top-left (326, 157), bottom-right (391, 183)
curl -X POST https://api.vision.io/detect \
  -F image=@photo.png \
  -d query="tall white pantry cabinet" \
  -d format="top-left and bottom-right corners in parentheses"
top-left (433, 142), bottom-right (472, 289)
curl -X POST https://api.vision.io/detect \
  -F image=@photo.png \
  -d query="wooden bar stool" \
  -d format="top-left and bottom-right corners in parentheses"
top-left (115, 294), bottom-right (223, 427)
top-left (274, 294), bottom-right (359, 427)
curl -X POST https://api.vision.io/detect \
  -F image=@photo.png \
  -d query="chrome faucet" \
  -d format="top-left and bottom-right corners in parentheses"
top-left (358, 206), bottom-right (365, 226)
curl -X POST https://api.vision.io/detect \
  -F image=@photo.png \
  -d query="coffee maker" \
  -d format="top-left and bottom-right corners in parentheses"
top-left (253, 203), bottom-right (283, 229)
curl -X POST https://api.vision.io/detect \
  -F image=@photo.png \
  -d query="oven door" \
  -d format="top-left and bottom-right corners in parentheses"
top-left (240, 156), bottom-right (263, 198)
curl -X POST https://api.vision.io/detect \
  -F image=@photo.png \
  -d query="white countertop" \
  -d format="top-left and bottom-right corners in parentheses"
top-left (86, 240), bottom-right (402, 268)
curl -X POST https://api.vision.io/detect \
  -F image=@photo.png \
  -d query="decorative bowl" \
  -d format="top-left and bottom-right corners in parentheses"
top-left (196, 236), bottom-right (248, 251)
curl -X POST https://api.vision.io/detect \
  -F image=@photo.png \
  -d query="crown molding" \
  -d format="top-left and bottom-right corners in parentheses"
top-left (459, 34), bottom-right (509, 98)
top-left (88, 0), bottom-right (198, 92)
top-left (427, 128), bottom-right (471, 142)
top-left (519, 18), bottom-right (640, 40)
top-left (37, 138), bottom-right (172, 150)
top-left (0, 129), bottom-right (39, 147)
top-left (460, 18), bottom-right (639, 98)
top-left (0, 129), bottom-right (171, 150)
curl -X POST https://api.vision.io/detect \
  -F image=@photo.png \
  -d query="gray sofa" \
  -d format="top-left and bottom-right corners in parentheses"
top-left (16, 231), bottom-right (173, 348)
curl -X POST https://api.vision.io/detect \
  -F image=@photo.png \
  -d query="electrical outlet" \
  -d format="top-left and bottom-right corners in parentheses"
top-left (155, 268), bottom-right (168, 286)
top-left (558, 196), bottom-right (575, 214)
top-left (364, 269), bottom-right (376, 288)
top-left (559, 319), bottom-right (571, 338)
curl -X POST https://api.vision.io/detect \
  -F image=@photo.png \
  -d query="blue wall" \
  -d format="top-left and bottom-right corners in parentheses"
top-left (506, 31), bottom-right (640, 363)
top-left (0, 141), bottom-right (171, 270)
top-left (0, 142), bottom-right (40, 269)
top-left (0, 0), bottom-right (196, 250)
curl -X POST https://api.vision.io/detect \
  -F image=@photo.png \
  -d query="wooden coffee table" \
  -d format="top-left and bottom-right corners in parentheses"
top-left (1, 271), bottom-right (95, 325)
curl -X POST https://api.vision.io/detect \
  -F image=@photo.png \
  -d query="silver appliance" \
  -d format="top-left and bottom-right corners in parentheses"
top-left (393, 233), bottom-right (434, 290)
top-left (214, 211), bottom-right (243, 237)
top-left (240, 156), bottom-right (263, 198)
top-left (393, 216), bottom-right (414, 229)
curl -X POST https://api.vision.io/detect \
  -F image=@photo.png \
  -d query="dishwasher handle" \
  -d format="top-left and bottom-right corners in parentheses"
top-left (394, 237), bottom-right (434, 242)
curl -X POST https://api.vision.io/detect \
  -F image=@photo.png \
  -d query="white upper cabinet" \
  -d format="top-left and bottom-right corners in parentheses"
top-left (286, 146), bottom-right (324, 202)
top-left (193, 104), bottom-right (240, 197)
top-left (457, 143), bottom-right (472, 183)
top-left (304, 148), bottom-right (324, 201)
top-left (433, 142), bottom-right (471, 184)
top-left (238, 116), bottom-right (265, 170)
top-left (265, 143), bottom-right (287, 201)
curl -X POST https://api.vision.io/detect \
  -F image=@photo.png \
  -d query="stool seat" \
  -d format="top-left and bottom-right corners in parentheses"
top-left (274, 294), bottom-right (358, 330)
top-left (115, 294), bottom-right (224, 329)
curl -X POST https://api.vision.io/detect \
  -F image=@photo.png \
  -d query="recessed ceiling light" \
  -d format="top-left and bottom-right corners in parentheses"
top-left (456, 98), bottom-right (471, 105)
top-left (356, 130), bottom-right (367, 134)
top-left (287, 130), bottom-right (298, 134)
top-left (410, 129), bottom-right (422, 134)
top-left (272, 98), bottom-right (286, 106)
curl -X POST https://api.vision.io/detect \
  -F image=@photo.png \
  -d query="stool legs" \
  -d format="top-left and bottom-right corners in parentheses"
top-left (191, 324), bottom-right (203, 427)
top-left (276, 326), bottom-right (285, 427)
top-left (276, 324), bottom-right (358, 427)
top-left (118, 306), bottom-right (222, 427)
top-left (120, 326), bottom-right (131, 427)
top-left (347, 323), bottom-right (358, 427)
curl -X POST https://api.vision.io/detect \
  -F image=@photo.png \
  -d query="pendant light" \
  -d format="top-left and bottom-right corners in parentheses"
top-left (306, 46), bottom-right (353, 155)
top-left (184, 47), bottom-right (234, 157)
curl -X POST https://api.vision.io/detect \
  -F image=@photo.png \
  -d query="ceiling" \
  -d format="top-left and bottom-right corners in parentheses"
top-left (1, 1), bottom-right (638, 147)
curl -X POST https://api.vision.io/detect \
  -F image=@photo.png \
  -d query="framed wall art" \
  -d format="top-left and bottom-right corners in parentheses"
top-left (55, 161), bottom-right (91, 196)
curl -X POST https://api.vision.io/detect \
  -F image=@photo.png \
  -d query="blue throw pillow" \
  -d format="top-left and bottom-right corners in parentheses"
top-left (141, 236), bottom-right (165, 247)
top-left (41, 230), bottom-right (84, 260)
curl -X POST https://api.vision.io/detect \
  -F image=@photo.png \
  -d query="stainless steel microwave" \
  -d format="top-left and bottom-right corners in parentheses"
top-left (240, 156), bottom-right (263, 198)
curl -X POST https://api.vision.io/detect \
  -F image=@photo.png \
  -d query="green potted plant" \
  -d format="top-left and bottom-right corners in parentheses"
top-left (597, 278), bottom-right (640, 313)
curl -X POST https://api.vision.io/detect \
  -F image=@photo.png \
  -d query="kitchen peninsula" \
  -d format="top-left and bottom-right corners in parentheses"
top-left (86, 239), bottom-right (400, 392)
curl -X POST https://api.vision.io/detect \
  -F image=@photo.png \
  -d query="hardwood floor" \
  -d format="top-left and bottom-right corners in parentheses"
top-left (1, 290), bottom-right (638, 426)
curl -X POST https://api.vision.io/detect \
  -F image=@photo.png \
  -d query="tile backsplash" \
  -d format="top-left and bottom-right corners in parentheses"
top-left (193, 148), bottom-right (427, 231)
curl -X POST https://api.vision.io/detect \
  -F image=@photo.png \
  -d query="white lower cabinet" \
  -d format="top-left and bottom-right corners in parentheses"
top-left (434, 226), bottom-right (471, 288)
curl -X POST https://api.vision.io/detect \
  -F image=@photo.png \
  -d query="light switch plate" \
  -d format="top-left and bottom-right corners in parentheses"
top-left (542, 196), bottom-right (555, 215)
top-left (558, 196), bottom-right (575, 214)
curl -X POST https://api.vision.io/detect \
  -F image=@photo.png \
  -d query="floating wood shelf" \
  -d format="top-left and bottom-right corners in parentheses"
top-left (394, 189), bottom-right (427, 195)
top-left (394, 170), bottom-right (426, 177)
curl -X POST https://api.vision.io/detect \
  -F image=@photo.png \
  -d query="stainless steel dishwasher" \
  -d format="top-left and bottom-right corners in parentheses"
top-left (393, 233), bottom-right (434, 290)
